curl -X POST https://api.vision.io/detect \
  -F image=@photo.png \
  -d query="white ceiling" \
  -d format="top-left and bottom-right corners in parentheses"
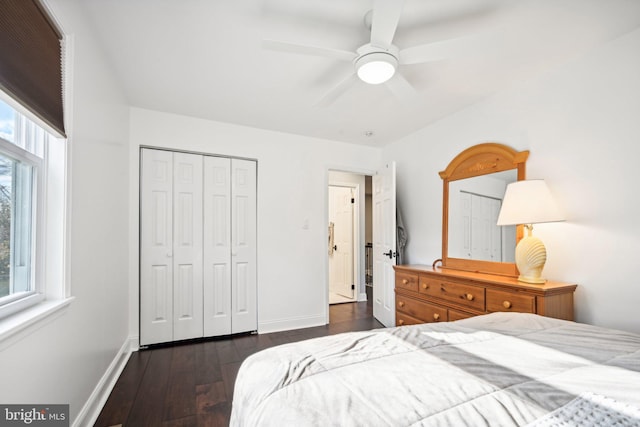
top-left (82, 0), bottom-right (640, 147)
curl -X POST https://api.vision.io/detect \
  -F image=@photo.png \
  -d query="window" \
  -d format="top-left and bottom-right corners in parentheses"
top-left (0, 1), bottom-right (70, 337)
top-left (0, 96), bottom-right (57, 319)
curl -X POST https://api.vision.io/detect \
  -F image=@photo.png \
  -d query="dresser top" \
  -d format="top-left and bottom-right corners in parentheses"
top-left (394, 264), bottom-right (577, 293)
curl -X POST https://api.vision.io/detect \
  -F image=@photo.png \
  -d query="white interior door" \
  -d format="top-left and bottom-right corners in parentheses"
top-left (372, 162), bottom-right (396, 327)
top-left (470, 194), bottom-right (502, 262)
top-left (141, 149), bottom-right (204, 344)
top-left (203, 156), bottom-right (232, 336)
top-left (140, 149), bottom-right (174, 346)
top-left (328, 186), bottom-right (354, 299)
top-left (172, 152), bottom-right (204, 341)
top-left (231, 159), bottom-right (257, 334)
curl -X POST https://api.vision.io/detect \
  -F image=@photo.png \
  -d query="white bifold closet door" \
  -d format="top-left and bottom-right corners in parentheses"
top-left (203, 157), bottom-right (257, 336)
top-left (140, 149), bottom-right (204, 345)
top-left (140, 148), bottom-right (256, 346)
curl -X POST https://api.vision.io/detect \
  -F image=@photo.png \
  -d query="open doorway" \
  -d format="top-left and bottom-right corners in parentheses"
top-left (327, 171), bottom-right (373, 305)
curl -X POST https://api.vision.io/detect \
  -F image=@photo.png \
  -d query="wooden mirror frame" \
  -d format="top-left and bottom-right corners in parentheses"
top-left (440, 143), bottom-right (529, 276)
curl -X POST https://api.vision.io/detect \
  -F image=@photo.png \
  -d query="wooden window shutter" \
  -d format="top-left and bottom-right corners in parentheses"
top-left (0, 0), bottom-right (66, 136)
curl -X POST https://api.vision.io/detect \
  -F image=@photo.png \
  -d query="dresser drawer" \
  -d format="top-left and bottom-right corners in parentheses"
top-left (419, 277), bottom-right (485, 311)
top-left (486, 289), bottom-right (535, 313)
top-left (397, 296), bottom-right (447, 323)
top-left (396, 272), bottom-right (419, 292)
top-left (448, 308), bottom-right (475, 321)
top-left (396, 312), bottom-right (422, 327)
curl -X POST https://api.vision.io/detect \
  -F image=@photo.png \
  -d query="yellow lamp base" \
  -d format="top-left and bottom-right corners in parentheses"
top-left (515, 234), bottom-right (547, 284)
top-left (518, 274), bottom-right (547, 284)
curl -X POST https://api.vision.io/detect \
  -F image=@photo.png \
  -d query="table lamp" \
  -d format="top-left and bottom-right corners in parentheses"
top-left (496, 180), bottom-right (564, 284)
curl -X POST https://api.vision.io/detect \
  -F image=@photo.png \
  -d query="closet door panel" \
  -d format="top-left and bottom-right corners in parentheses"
top-left (140, 149), bottom-right (174, 346)
top-left (490, 198), bottom-right (502, 262)
top-left (203, 157), bottom-right (232, 336)
top-left (173, 153), bottom-right (204, 341)
top-left (231, 159), bottom-right (257, 334)
top-left (460, 192), bottom-right (471, 259)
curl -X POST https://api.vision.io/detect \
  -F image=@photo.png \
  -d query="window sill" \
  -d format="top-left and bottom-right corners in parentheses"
top-left (0, 297), bottom-right (75, 349)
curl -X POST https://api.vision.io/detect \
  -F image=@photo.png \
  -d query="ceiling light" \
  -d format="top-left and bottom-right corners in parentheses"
top-left (355, 52), bottom-right (397, 85)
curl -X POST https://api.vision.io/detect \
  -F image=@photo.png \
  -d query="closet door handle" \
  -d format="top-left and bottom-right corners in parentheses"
top-left (333, 245), bottom-right (337, 251)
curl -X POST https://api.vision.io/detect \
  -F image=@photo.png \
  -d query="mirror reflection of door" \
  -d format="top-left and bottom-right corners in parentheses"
top-left (449, 173), bottom-right (516, 263)
top-left (460, 192), bottom-right (502, 261)
top-left (328, 186), bottom-right (354, 302)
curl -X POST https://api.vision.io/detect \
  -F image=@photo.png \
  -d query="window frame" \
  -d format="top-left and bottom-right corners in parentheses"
top-left (0, 118), bottom-right (46, 319)
top-left (0, 2), bottom-right (73, 344)
top-left (0, 92), bottom-right (72, 345)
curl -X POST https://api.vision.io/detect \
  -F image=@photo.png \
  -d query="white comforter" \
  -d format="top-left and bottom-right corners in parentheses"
top-left (231, 313), bottom-right (640, 426)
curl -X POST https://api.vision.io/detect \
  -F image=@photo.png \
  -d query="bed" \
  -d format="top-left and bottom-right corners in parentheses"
top-left (230, 312), bottom-right (640, 426)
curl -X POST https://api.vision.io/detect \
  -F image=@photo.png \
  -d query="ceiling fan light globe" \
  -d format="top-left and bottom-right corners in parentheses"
top-left (356, 52), bottom-right (397, 84)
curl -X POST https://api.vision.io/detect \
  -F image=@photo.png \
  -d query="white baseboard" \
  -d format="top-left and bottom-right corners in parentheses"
top-left (259, 314), bottom-right (325, 334)
top-left (129, 334), bottom-right (140, 352)
top-left (358, 292), bottom-right (368, 302)
top-left (73, 335), bottom-right (137, 427)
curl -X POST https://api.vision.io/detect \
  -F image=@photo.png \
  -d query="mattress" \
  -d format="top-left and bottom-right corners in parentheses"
top-left (230, 312), bottom-right (640, 426)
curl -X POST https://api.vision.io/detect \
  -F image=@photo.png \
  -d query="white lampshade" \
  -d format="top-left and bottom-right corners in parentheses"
top-left (497, 180), bottom-right (564, 226)
top-left (356, 52), bottom-right (397, 85)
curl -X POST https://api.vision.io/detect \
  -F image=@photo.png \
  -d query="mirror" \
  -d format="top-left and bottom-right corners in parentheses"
top-left (440, 143), bottom-right (529, 276)
top-left (447, 170), bottom-right (517, 263)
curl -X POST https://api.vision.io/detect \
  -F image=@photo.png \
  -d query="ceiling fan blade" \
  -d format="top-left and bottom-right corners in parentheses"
top-left (399, 36), bottom-right (478, 65)
top-left (385, 73), bottom-right (419, 104)
top-left (262, 39), bottom-right (356, 62)
top-left (370, 0), bottom-right (405, 50)
top-left (315, 73), bottom-right (359, 107)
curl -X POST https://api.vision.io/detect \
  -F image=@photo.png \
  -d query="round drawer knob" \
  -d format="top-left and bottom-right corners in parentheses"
top-left (465, 293), bottom-right (474, 301)
top-left (433, 313), bottom-right (440, 320)
top-left (422, 283), bottom-right (428, 289)
top-left (399, 319), bottom-right (405, 326)
top-left (402, 279), bottom-right (409, 285)
top-left (399, 301), bottom-right (405, 307)
top-left (503, 301), bottom-right (512, 309)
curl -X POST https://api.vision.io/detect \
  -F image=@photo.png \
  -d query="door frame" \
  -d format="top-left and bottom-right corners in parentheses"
top-left (324, 167), bottom-right (375, 324)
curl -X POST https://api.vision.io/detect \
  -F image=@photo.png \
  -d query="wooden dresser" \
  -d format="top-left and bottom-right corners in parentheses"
top-left (394, 265), bottom-right (577, 326)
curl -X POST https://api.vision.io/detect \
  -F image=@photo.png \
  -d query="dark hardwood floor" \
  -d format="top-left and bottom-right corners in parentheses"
top-left (94, 295), bottom-right (381, 427)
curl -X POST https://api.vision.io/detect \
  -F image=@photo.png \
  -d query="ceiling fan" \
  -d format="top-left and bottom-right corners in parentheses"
top-left (263, 0), bottom-right (474, 106)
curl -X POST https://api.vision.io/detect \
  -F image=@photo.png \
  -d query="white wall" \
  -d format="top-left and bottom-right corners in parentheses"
top-left (383, 28), bottom-right (640, 333)
top-left (0, 1), bottom-right (131, 424)
top-left (129, 108), bottom-right (380, 334)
